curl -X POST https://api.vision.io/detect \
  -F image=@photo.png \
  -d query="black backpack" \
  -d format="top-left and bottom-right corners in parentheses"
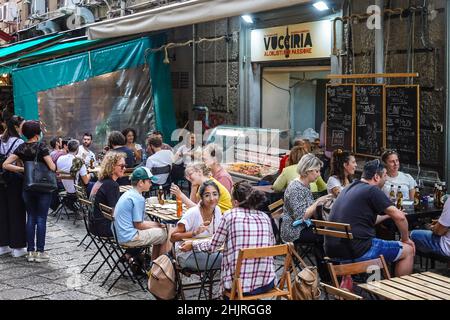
top-left (0, 138), bottom-right (19, 185)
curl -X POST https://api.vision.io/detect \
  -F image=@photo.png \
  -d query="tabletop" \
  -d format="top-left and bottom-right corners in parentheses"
top-left (358, 272), bottom-right (450, 300)
top-left (145, 202), bottom-right (183, 222)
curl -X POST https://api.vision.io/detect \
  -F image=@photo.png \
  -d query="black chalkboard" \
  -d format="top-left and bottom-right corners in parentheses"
top-left (354, 85), bottom-right (384, 157)
top-left (385, 85), bottom-right (420, 164)
top-left (325, 85), bottom-right (354, 152)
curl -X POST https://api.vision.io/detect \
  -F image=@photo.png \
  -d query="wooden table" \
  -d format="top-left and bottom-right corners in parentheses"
top-left (145, 203), bottom-right (183, 223)
top-left (358, 272), bottom-right (450, 300)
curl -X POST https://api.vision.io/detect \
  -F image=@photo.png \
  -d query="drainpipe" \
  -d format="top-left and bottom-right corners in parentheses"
top-left (375, 0), bottom-right (384, 84)
top-left (192, 24), bottom-right (196, 106)
top-left (120, 0), bottom-right (126, 16)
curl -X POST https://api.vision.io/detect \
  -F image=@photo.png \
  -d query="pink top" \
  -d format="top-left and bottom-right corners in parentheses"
top-left (213, 166), bottom-right (233, 193)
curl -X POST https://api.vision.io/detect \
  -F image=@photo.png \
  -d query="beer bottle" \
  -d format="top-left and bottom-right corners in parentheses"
top-left (89, 158), bottom-right (95, 169)
top-left (441, 182), bottom-right (447, 205)
top-left (414, 186), bottom-right (421, 210)
top-left (396, 186), bottom-right (403, 210)
top-left (157, 186), bottom-right (165, 205)
top-left (389, 185), bottom-right (396, 204)
top-left (176, 196), bottom-right (183, 218)
top-left (436, 184), bottom-right (443, 209)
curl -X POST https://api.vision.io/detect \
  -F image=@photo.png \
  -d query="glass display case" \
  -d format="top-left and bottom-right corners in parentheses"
top-left (205, 126), bottom-right (290, 182)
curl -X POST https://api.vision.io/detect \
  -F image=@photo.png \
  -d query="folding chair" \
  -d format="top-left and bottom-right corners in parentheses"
top-left (268, 199), bottom-right (283, 245)
top-left (327, 255), bottom-right (391, 291)
top-left (171, 245), bottom-right (221, 300)
top-left (149, 165), bottom-right (172, 196)
top-left (78, 199), bottom-right (115, 280)
top-left (75, 185), bottom-right (91, 248)
top-left (52, 174), bottom-right (80, 223)
top-left (321, 282), bottom-right (363, 300)
top-left (224, 244), bottom-right (294, 300)
top-left (99, 203), bottom-right (150, 292)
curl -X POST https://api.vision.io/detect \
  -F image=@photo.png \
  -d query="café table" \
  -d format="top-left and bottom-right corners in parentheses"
top-left (145, 201), bottom-right (183, 223)
top-left (358, 272), bottom-right (450, 300)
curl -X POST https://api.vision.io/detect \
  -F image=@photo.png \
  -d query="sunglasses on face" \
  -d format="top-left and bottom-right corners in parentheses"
top-left (116, 164), bottom-right (126, 169)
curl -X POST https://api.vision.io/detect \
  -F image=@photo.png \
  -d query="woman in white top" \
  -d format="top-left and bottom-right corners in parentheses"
top-left (327, 149), bottom-right (357, 197)
top-left (381, 149), bottom-right (416, 200)
top-left (170, 180), bottom-right (222, 271)
top-left (122, 128), bottom-right (143, 164)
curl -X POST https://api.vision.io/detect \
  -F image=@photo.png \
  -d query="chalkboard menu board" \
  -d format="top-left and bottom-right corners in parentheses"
top-left (385, 85), bottom-right (420, 164)
top-left (354, 85), bottom-right (384, 157)
top-left (325, 85), bottom-right (354, 152)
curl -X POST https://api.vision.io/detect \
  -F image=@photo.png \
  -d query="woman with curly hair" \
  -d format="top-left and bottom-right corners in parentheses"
top-left (122, 128), bottom-right (143, 164)
top-left (327, 149), bottom-right (357, 197)
top-left (88, 151), bottom-right (126, 237)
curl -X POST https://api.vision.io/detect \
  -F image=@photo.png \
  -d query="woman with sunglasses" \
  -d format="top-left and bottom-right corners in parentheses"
top-left (381, 150), bottom-right (416, 200)
top-left (88, 151), bottom-right (127, 237)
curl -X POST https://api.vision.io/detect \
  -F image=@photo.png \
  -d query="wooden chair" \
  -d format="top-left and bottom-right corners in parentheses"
top-left (310, 219), bottom-right (353, 241)
top-left (268, 199), bottom-right (283, 244)
top-left (321, 282), bottom-right (363, 300)
top-left (225, 244), bottom-right (293, 300)
top-left (327, 255), bottom-right (391, 288)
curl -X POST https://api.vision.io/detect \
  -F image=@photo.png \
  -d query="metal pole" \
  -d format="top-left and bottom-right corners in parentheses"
top-left (375, 0), bottom-right (384, 84)
top-left (193, 24), bottom-right (196, 106)
top-left (445, 0), bottom-right (450, 183)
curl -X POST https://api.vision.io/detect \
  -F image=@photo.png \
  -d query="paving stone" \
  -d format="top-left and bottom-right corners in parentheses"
top-left (24, 282), bottom-right (69, 295)
top-left (0, 288), bottom-right (41, 300)
top-left (0, 283), bottom-right (13, 291)
top-left (45, 290), bottom-right (99, 300)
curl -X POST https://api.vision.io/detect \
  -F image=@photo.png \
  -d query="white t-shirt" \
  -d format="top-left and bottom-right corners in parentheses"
top-left (382, 171), bottom-right (417, 200)
top-left (175, 205), bottom-right (222, 260)
top-left (327, 175), bottom-right (343, 195)
top-left (0, 137), bottom-right (24, 156)
top-left (76, 145), bottom-right (96, 167)
top-left (57, 153), bottom-right (88, 193)
top-left (439, 200), bottom-right (450, 256)
top-left (173, 145), bottom-right (203, 165)
top-left (145, 149), bottom-right (173, 185)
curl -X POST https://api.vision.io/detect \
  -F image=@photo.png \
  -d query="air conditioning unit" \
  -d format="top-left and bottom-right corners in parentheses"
top-left (31, 0), bottom-right (47, 15)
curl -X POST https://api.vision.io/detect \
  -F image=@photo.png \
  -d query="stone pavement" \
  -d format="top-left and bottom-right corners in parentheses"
top-left (1, 211), bottom-right (449, 300)
top-left (0, 213), bottom-right (159, 300)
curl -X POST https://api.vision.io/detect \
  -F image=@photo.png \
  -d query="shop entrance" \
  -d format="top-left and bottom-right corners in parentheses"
top-left (262, 66), bottom-right (330, 145)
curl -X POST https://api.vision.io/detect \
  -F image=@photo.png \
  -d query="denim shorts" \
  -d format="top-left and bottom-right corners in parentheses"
top-left (354, 238), bottom-right (403, 263)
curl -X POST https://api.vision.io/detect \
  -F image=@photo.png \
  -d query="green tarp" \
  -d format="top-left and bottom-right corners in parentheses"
top-left (0, 34), bottom-right (62, 60)
top-left (12, 34), bottom-right (176, 142)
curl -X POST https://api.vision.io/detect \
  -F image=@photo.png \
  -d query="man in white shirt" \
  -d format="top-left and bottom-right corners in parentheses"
top-left (145, 136), bottom-right (173, 185)
top-left (57, 139), bottom-right (90, 194)
top-left (411, 200), bottom-right (450, 258)
top-left (77, 133), bottom-right (96, 167)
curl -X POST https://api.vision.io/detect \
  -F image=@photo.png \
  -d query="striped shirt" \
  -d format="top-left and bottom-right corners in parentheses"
top-left (194, 207), bottom-right (276, 293)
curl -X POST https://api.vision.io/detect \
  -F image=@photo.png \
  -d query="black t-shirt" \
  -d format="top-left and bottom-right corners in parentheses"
top-left (112, 146), bottom-right (135, 168)
top-left (325, 180), bottom-right (392, 260)
top-left (89, 178), bottom-right (120, 237)
top-left (13, 142), bottom-right (50, 163)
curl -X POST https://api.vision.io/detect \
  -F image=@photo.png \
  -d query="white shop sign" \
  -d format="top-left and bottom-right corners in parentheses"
top-left (251, 20), bottom-right (332, 62)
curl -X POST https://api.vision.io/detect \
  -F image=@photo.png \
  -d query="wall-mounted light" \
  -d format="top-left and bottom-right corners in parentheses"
top-left (313, 1), bottom-right (329, 11)
top-left (241, 15), bottom-right (253, 24)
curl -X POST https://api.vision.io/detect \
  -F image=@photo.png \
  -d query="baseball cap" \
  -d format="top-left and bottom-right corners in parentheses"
top-left (130, 167), bottom-right (157, 182)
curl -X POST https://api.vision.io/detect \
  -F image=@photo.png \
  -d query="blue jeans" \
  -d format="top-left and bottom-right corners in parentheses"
top-left (410, 230), bottom-right (445, 256)
top-left (22, 190), bottom-right (52, 252)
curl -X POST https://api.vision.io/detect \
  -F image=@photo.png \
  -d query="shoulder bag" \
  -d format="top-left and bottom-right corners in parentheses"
top-left (23, 143), bottom-right (57, 193)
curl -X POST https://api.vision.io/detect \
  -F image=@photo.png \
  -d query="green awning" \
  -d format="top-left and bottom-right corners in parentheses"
top-left (19, 38), bottom-right (103, 60)
top-left (0, 34), bottom-right (63, 60)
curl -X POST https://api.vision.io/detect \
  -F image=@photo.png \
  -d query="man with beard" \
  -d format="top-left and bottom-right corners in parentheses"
top-left (77, 132), bottom-right (96, 167)
top-left (325, 159), bottom-right (415, 277)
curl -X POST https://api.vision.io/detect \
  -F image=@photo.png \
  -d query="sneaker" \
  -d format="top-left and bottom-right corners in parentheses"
top-left (11, 248), bottom-right (27, 258)
top-left (35, 251), bottom-right (50, 263)
top-left (26, 251), bottom-right (36, 262)
top-left (0, 246), bottom-right (12, 256)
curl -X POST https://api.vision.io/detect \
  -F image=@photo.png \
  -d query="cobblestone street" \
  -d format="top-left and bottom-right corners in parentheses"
top-left (0, 213), bottom-right (156, 300)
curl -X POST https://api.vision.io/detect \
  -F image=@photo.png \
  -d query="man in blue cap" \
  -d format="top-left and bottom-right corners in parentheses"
top-left (113, 167), bottom-right (167, 259)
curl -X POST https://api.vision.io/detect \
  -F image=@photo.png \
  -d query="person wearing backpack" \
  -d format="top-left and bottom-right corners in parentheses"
top-left (0, 116), bottom-right (26, 257)
top-left (3, 120), bottom-right (56, 263)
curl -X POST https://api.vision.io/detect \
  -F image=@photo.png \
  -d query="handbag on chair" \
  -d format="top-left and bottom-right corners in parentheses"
top-left (23, 143), bottom-right (57, 193)
top-left (288, 243), bottom-right (321, 300)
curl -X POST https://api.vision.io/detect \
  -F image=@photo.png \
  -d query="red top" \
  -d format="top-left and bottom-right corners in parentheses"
top-left (278, 154), bottom-right (289, 174)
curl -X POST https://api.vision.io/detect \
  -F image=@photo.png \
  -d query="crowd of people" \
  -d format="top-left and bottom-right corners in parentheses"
top-left (1, 109), bottom-right (449, 298)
